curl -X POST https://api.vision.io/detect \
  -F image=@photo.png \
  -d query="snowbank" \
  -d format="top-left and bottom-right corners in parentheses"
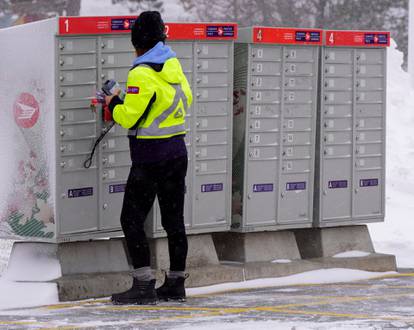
top-left (368, 40), bottom-right (414, 268)
top-left (0, 281), bottom-right (58, 310)
top-left (187, 268), bottom-right (395, 297)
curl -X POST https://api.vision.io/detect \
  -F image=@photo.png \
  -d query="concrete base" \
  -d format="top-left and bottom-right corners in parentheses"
top-left (150, 234), bottom-right (219, 269)
top-left (6, 228), bottom-right (396, 302)
top-left (213, 231), bottom-right (301, 263)
top-left (55, 252), bottom-right (396, 301)
top-left (294, 225), bottom-right (375, 259)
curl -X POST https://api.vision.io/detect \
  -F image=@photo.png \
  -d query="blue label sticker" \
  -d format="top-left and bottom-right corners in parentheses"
top-left (365, 33), bottom-right (388, 45)
top-left (109, 184), bottom-right (126, 194)
top-left (295, 31), bottom-right (321, 42)
top-left (68, 187), bottom-right (93, 198)
top-left (286, 181), bottom-right (306, 191)
top-left (206, 25), bottom-right (235, 37)
top-left (328, 180), bottom-right (348, 189)
top-left (253, 183), bottom-right (274, 193)
top-left (360, 178), bottom-right (379, 187)
top-left (111, 18), bottom-right (136, 31)
top-left (201, 183), bottom-right (223, 193)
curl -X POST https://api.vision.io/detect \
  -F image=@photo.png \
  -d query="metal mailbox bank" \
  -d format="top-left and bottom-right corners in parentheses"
top-left (232, 27), bottom-right (320, 231)
top-left (314, 30), bottom-right (389, 227)
top-left (0, 17), bottom-right (236, 242)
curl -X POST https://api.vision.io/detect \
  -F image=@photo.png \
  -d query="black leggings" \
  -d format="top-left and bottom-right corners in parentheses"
top-left (120, 156), bottom-right (188, 271)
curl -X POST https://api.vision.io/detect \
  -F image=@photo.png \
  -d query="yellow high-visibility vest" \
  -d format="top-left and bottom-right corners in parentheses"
top-left (113, 57), bottom-right (193, 139)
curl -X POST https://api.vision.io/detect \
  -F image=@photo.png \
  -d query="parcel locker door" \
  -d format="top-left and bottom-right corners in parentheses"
top-left (246, 160), bottom-right (278, 227)
top-left (60, 172), bottom-right (99, 234)
top-left (278, 174), bottom-right (310, 223)
top-left (322, 158), bottom-right (353, 221)
top-left (354, 171), bottom-right (383, 219)
top-left (194, 171), bottom-right (227, 226)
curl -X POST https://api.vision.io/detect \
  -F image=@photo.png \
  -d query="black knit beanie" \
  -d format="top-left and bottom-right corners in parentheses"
top-left (131, 11), bottom-right (166, 50)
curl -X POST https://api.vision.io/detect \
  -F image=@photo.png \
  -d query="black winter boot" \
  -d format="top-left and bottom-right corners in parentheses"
top-left (111, 278), bottom-right (157, 305)
top-left (156, 274), bottom-right (188, 302)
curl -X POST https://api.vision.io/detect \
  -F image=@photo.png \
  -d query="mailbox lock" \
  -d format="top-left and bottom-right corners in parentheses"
top-left (101, 74), bottom-right (106, 79)
top-left (103, 203), bottom-right (108, 210)
top-left (60, 130), bottom-right (65, 137)
top-left (196, 93), bottom-right (201, 98)
top-left (196, 122), bottom-right (200, 127)
top-left (60, 114), bottom-right (66, 121)
top-left (60, 145), bottom-right (66, 152)
top-left (61, 193), bottom-right (66, 199)
top-left (195, 151), bottom-right (201, 157)
top-left (59, 59), bottom-right (65, 66)
top-left (196, 137), bottom-right (200, 142)
top-left (323, 190), bottom-right (327, 195)
top-left (60, 91), bottom-right (65, 97)
top-left (281, 192), bottom-right (285, 198)
top-left (102, 157), bottom-right (108, 165)
top-left (196, 78), bottom-right (202, 84)
top-left (101, 42), bottom-right (106, 49)
top-left (196, 63), bottom-right (201, 69)
top-left (196, 48), bottom-right (201, 54)
top-left (355, 188), bottom-right (359, 194)
top-left (60, 161), bottom-right (66, 168)
top-left (102, 172), bottom-right (108, 180)
top-left (59, 76), bottom-right (64, 82)
top-left (59, 44), bottom-right (64, 50)
top-left (101, 58), bottom-right (106, 64)
top-left (247, 194), bottom-right (252, 199)
top-left (102, 142), bottom-right (108, 149)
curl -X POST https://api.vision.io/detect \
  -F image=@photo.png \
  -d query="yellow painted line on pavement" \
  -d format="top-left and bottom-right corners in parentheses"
top-left (44, 299), bottom-right (109, 310)
top-left (0, 320), bottom-right (39, 326)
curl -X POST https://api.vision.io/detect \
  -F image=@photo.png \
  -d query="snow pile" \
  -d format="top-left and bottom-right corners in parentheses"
top-left (368, 40), bottom-right (414, 268)
top-left (0, 281), bottom-right (58, 310)
top-left (187, 268), bottom-right (395, 297)
top-left (0, 242), bottom-right (60, 310)
top-left (271, 259), bottom-right (292, 264)
top-left (333, 251), bottom-right (371, 258)
top-left (0, 240), bottom-right (13, 275)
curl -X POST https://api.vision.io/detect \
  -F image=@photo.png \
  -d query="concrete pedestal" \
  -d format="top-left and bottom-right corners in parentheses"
top-left (213, 231), bottom-right (301, 263)
top-left (294, 225), bottom-right (375, 258)
top-left (4, 227), bottom-right (396, 302)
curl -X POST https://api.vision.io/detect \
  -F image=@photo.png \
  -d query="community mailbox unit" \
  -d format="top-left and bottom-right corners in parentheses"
top-left (232, 27), bottom-right (320, 232)
top-left (314, 30), bottom-right (389, 227)
top-left (0, 17), bottom-right (236, 242)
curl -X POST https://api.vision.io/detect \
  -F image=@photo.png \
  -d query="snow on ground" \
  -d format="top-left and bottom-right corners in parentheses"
top-left (169, 320), bottom-right (379, 330)
top-left (333, 250), bottom-right (371, 258)
top-left (187, 268), bottom-right (395, 297)
top-left (0, 281), bottom-right (58, 310)
top-left (271, 259), bottom-right (292, 263)
top-left (0, 268), bottom-right (395, 310)
top-left (368, 40), bottom-right (414, 269)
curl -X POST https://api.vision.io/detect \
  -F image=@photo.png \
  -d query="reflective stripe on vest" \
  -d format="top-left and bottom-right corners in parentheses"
top-left (128, 83), bottom-right (187, 137)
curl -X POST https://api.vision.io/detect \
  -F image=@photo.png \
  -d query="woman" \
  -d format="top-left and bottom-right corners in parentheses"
top-left (105, 11), bottom-right (192, 305)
